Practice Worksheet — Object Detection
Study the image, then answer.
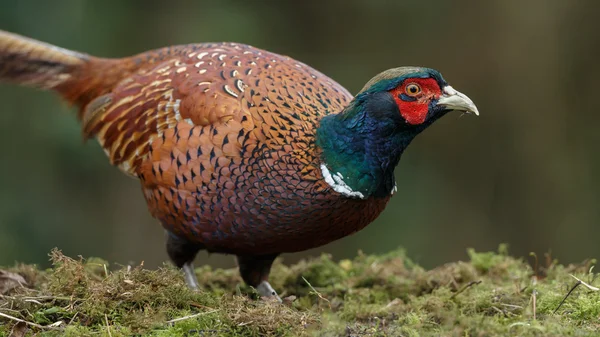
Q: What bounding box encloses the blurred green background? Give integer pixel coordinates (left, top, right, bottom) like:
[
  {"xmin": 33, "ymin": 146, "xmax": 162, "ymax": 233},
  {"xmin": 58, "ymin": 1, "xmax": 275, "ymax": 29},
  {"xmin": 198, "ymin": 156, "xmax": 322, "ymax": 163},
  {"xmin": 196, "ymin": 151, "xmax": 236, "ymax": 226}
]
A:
[{"xmin": 1, "ymin": 0, "xmax": 599, "ymax": 270}]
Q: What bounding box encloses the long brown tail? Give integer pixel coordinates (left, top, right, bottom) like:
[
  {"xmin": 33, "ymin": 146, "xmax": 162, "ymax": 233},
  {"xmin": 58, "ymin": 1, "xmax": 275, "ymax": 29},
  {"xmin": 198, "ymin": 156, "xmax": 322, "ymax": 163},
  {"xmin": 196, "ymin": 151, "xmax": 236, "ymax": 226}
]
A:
[
  {"xmin": 0, "ymin": 30, "xmax": 89, "ymax": 89},
  {"xmin": 0, "ymin": 30, "xmax": 132, "ymax": 113}
]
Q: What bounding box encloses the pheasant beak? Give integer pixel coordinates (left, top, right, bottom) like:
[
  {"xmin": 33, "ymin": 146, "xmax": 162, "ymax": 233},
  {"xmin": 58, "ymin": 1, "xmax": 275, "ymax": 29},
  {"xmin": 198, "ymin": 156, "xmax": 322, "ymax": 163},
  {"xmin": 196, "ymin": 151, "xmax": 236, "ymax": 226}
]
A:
[{"xmin": 437, "ymin": 86, "xmax": 479, "ymax": 116}]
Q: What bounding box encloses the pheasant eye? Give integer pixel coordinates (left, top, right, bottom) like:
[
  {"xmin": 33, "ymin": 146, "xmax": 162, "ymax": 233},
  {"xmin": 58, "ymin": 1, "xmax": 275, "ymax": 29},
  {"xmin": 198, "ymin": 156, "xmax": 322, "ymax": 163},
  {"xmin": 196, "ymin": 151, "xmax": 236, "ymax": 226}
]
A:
[{"xmin": 405, "ymin": 83, "xmax": 421, "ymax": 96}]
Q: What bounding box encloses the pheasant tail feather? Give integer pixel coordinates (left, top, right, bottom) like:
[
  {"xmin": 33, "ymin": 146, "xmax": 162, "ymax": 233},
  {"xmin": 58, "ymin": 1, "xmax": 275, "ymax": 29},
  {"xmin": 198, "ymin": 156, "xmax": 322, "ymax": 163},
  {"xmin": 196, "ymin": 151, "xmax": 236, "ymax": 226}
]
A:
[{"xmin": 0, "ymin": 30, "xmax": 130, "ymax": 115}]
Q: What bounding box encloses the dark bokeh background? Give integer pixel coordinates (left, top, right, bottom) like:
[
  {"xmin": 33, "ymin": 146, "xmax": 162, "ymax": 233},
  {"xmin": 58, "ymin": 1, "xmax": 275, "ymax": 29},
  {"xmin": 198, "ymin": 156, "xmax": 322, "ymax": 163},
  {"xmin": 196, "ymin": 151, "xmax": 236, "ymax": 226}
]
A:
[{"xmin": 1, "ymin": 0, "xmax": 599, "ymax": 270}]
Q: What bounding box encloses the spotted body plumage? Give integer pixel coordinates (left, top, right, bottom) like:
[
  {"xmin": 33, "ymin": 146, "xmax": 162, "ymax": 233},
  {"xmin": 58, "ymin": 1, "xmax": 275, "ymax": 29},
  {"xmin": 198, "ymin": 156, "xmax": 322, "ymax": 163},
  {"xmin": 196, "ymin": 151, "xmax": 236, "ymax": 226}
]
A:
[
  {"xmin": 0, "ymin": 30, "xmax": 479, "ymax": 299},
  {"xmin": 75, "ymin": 42, "xmax": 388, "ymax": 254}
]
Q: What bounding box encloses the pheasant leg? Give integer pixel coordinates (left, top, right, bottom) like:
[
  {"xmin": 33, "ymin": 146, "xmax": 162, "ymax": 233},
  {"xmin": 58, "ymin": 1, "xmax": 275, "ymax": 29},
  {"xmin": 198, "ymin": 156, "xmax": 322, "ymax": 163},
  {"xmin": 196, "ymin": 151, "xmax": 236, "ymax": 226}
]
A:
[
  {"xmin": 237, "ymin": 254, "xmax": 281, "ymax": 302},
  {"xmin": 165, "ymin": 231, "xmax": 204, "ymax": 289}
]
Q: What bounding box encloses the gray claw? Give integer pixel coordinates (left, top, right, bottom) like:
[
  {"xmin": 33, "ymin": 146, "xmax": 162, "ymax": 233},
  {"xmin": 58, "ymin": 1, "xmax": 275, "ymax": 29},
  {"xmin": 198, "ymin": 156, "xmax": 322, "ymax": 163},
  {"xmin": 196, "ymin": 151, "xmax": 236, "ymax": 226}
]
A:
[{"xmin": 256, "ymin": 280, "xmax": 282, "ymax": 302}]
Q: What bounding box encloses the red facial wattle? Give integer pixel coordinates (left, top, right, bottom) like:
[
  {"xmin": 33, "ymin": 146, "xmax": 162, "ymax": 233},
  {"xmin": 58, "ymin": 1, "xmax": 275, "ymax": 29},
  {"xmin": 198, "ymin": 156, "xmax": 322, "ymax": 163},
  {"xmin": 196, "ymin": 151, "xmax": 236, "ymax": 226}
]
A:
[{"xmin": 390, "ymin": 77, "xmax": 442, "ymax": 125}]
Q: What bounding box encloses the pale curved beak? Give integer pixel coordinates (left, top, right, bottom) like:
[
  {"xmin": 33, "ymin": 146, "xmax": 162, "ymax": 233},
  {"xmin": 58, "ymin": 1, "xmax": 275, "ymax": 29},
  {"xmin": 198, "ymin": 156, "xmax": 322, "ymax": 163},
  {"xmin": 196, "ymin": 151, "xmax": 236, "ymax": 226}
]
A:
[{"xmin": 437, "ymin": 86, "xmax": 479, "ymax": 116}]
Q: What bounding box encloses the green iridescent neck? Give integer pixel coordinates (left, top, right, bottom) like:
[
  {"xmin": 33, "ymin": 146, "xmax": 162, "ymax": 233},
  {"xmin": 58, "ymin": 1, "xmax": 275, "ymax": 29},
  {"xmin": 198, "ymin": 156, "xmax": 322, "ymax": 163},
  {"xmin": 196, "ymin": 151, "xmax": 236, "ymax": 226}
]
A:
[{"xmin": 315, "ymin": 94, "xmax": 422, "ymax": 199}]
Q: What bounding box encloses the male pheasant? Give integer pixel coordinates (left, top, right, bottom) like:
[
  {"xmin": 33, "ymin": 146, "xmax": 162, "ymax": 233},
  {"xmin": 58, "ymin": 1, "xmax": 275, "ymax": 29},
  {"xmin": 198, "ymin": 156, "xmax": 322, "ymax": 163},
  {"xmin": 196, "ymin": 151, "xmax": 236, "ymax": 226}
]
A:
[{"xmin": 0, "ymin": 30, "xmax": 478, "ymax": 300}]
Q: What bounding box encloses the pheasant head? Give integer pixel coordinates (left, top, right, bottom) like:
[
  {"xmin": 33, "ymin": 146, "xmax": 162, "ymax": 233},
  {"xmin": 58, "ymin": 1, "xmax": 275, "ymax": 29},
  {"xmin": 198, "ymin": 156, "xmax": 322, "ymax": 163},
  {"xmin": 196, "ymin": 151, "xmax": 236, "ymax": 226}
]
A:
[{"xmin": 316, "ymin": 67, "xmax": 479, "ymax": 199}]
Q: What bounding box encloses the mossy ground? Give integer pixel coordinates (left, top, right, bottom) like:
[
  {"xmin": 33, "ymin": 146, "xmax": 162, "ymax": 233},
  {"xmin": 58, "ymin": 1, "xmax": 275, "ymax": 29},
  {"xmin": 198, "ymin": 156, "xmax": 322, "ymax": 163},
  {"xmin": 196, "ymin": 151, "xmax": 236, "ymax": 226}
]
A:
[{"xmin": 0, "ymin": 246, "xmax": 598, "ymax": 336}]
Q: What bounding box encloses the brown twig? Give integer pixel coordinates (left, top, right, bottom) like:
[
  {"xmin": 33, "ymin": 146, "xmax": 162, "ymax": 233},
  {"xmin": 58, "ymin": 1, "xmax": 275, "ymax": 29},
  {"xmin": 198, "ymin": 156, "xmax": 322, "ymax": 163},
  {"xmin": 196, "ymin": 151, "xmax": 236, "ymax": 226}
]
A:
[
  {"xmin": 189, "ymin": 302, "xmax": 217, "ymax": 311},
  {"xmin": 532, "ymin": 290, "xmax": 537, "ymax": 320},
  {"xmin": 530, "ymin": 274, "xmax": 538, "ymax": 320},
  {"xmin": 554, "ymin": 280, "xmax": 581, "ymax": 314},
  {"xmin": 450, "ymin": 280, "xmax": 482, "ymax": 299},
  {"xmin": 554, "ymin": 274, "xmax": 599, "ymax": 314},
  {"xmin": 491, "ymin": 306, "xmax": 507, "ymax": 317}
]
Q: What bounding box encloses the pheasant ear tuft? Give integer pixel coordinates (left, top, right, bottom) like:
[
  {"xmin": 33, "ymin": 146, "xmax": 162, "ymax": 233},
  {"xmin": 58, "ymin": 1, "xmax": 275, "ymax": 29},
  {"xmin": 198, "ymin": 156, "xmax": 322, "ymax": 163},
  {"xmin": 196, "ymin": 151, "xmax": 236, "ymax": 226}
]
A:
[{"xmin": 358, "ymin": 67, "xmax": 447, "ymax": 95}]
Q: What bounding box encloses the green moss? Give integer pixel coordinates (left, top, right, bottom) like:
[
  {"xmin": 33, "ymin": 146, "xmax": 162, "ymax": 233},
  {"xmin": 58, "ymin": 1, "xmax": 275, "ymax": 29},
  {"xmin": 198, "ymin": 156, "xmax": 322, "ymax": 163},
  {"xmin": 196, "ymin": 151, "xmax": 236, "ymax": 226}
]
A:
[
  {"xmin": 0, "ymin": 246, "xmax": 599, "ymax": 336},
  {"xmin": 467, "ymin": 245, "xmax": 507, "ymax": 273}
]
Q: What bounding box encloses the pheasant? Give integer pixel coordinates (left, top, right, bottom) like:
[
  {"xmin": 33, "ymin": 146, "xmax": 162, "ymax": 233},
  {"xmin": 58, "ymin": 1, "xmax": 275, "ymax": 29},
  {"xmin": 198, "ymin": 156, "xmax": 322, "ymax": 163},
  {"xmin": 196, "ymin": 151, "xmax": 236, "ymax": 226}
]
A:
[{"xmin": 0, "ymin": 30, "xmax": 478, "ymax": 300}]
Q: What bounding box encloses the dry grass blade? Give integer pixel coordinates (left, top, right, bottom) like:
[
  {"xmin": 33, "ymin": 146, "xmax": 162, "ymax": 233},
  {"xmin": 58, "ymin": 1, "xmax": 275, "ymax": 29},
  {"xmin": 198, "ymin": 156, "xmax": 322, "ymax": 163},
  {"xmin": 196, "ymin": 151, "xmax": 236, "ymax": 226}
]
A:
[
  {"xmin": 105, "ymin": 314, "xmax": 112, "ymax": 337},
  {"xmin": 166, "ymin": 309, "xmax": 220, "ymax": 324},
  {"xmin": 302, "ymin": 276, "xmax": 330, "ymax": 306},
  {"xmin": 0, "ymin": 312, "xmax": 58, "ymax": 330},
  {"xmin": 569, "ymin": 274, "xmax": 599, "ymax": 291}
]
